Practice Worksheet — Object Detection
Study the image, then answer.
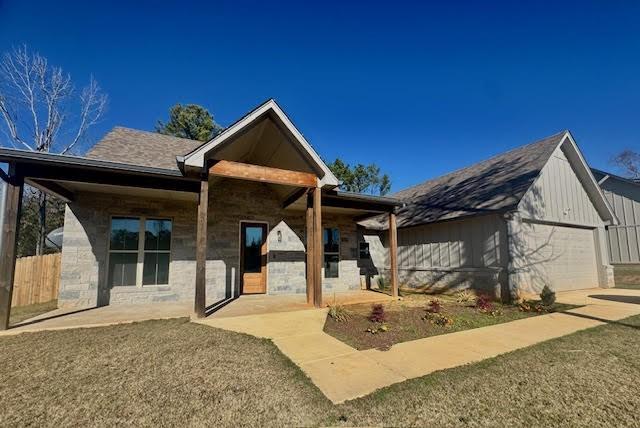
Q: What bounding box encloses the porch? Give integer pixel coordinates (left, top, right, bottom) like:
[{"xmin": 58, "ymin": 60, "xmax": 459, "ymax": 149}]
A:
[{"xmin": 0, "ymin": 289, "xmax": 392, "ymax": 336}]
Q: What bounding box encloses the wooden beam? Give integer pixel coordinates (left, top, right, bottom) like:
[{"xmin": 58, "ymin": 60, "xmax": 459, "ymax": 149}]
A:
[
  {"xmin": 209, "ymin": 160, "xmax": 317, "ymax": 188},
  {"xmin": 194, "ymin": 178, "xmax": 208, "ymax": 318},
  {"xmin": 0, "ymin": 166, "xmax": 23, "ymax": 330},
  {"xmin": 313, "ymin": 187, "xmax": 323, "ymax": 307},
  {"xmin": 388, "ymin": 212, "xmax": 399, "ymax": 298},
  {"xmin": 305, "ymin": 191, "xmax": 315, "ymax": 305}
]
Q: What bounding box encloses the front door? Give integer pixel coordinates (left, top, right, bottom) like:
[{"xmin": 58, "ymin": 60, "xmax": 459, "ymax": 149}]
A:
[{"xmin": 240, "ymin": 222, "xmax": 267, "ymax": 294}]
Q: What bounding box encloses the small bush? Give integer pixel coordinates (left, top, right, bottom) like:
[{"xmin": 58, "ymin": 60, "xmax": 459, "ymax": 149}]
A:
[
  {"xmin": 540, "ymin": 285, "xmax": 556, "ymax": 307},
  {"xmin": 377, "ymin": 276, "xmax": 387, "ymax": 289},
  {"xmin": 426, "ymin": 299, "xmax": 442, "ymax": 313},
  {"xmin": 475, "ymin": 294, "xmax": 494, "ymax": 313},
  {"xmin": 518, "ymin": 299, "xmax": 544, "ymax": 313},
  {"xmin": 328, "ymin": 305, "xmax": 350, "ymax": 322},
  {"xmin": 369, "ymin": 304, "xmax": 387, "ymax": 323},
  {"xmin": 455, "ymin": 289, "xmax": 475, "ymax": 304},
  {"xmin": 426, "ymin": 313, "xmax": 454, "ymax": 327},
  {"xmin": 366, "ymin": 324, "xmax": 389, "ymax": 334}
]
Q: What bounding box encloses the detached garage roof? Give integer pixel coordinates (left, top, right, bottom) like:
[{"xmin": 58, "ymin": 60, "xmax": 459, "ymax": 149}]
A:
[{"xmin": 362, "ymin": 130, "xmax": 615, "ymax": 229}]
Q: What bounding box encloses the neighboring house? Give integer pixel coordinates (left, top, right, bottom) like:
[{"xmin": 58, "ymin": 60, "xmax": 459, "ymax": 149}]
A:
[
  {"xmin": 360, "ymin": 131, "xmax": 617, "ymax": 299},
  {"xmin": 0, "ymin": 99, "xmax": 402, "ymax": 328},
  {"xmin": 591, "ymin": 168, "xmax": 640, "ymax": 285}
]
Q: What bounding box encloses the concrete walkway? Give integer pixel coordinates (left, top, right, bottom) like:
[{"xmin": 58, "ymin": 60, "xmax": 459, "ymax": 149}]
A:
[
  {"xmin": 195, "ymin": 288, "xmax": 640, "ymax": 403},
  {"xmin": 1, "ymin": 302, "xmax": 191, "ymax": 336}
]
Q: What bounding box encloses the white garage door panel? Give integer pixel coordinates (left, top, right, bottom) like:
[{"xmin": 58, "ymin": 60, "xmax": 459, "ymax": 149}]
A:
[{"xmin": 519, "ymin": 223, "xmax": 599, "ymax": 292}]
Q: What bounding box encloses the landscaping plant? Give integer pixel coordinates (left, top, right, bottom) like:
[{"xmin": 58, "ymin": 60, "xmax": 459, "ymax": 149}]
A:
[
  {"xmin": 426, "ymin": 313, "xmax": 454, "ymax": 327},
  {"xmin": 426, "ymin": 299, "xmax": 442, "ymax": 313},
  {"xmin": 454, "ymin": 289, "xmax": 475, "ymax": 304},
  {"xmin": 368, "ymin": 304, "xmax": 387, "ymax": 322},
  {"xmin": 475, "ymin": 294, "xmax": 494, "ymax": 313},
  {"xmin": 328, "ymin": 304, "xmax": 350, "ymax": 322},
  {"xmin": 540, "ymin": 285, "xmax": 556, "ymax": 307}
]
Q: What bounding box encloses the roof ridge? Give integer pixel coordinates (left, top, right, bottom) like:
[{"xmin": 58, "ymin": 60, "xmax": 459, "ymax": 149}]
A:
[{"xmin": 393, "ymin": 130, "xmax": 569, "ymax": 198}]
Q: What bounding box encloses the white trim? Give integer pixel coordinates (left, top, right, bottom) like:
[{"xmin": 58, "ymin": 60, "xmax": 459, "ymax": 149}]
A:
[{"xmin": 183, "ymin": 100, "xmax": 339, "ymax": 187}]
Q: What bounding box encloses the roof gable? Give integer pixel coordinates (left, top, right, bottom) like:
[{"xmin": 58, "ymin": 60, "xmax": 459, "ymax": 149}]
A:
[{"xmin": 182, "ymin": 99, "xmax": 339, "ymax": 187}]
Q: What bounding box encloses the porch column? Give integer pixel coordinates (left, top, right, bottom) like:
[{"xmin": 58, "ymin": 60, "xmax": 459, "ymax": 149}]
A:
[
  {"xmin": 388, "ymin": 211, "xmax": 399, "ymax": 298},
  {"xmin": 313, "ymin": 187, "xmax": 323, "ymax": 308},
  {"xmin": 0, "ymin": 165, "xmax": 23, "ymax": 330},
  {"xmin": 305, "ymin": 191, "xmax": 315, "ymax": 305},
  {"xmin": 194, "ymin": 178, "xmax": 208, "ymax": 318}
]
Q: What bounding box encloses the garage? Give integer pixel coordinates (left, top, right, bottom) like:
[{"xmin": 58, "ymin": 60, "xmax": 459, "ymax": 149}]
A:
[{"xmin": 515, "ymin": 222, "xmax": 600, "ymax": 292}]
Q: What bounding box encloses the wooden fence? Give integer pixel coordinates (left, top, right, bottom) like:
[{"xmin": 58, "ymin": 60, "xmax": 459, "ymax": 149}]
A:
[{"xmin": 11, "ymin": 253, "xmax": 61, "ymax": 307}]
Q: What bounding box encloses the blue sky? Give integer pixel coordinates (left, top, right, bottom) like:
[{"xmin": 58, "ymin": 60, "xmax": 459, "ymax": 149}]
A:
[{"xmin": 1, "ymin": 0, "xmax": 639, "ymax": 191}]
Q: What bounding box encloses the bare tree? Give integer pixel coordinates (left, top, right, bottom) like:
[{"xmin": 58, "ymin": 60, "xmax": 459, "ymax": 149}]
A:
[
  {"xmin": 611, "ymin": 149, "xmax": 640, "ymax": 180},
  {"xmin": 0, "ymin": 45, "xmax": 108, "ymax": 254}
]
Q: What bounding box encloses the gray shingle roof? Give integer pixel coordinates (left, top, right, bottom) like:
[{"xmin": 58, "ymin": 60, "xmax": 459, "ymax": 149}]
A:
[
  {"xmin": 85, "ymin": 127, "xmax": 202, "ymax": 170},
  {"xmin": 361, "ymin": 130, "xmax": 568, "ymax": 229}
]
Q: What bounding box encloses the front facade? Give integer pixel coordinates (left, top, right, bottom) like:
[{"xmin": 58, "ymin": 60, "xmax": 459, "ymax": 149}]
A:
[
  {"xmin": 0, "ymin": 100, "xmax": 401, "ymax": 327},
  {"xmin": 0, "ymin": 101, "xmax": 626, "ymax": 328}
]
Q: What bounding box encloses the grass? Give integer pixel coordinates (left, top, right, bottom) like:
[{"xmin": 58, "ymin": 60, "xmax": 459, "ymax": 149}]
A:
[
  {"xmin": 1, "ymin": 315, "xmax": 640, "ymax": 427},
  {"xmin": 9, "ymin": 299, "xmax": 58, "ymax": 325},
  {"xmin": 324, "ymin": 293, "xmax": 576, "ymax": 350}
]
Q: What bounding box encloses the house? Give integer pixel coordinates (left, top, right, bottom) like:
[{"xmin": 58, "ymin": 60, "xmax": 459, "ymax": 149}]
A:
[
  {"xmin": 591, "ymin": 168, "xmax": 640, "ymax": 286},
  {"xmin": 0, "ymin": 99, "xmax": 403, "ymax": 329},
  {"xmin": 0, "ymin": 100, "xmax": 622, "ymax": 329},
  {"xmin": 360, "ymin": 131, "xmax": 618, "ymax": 299}
]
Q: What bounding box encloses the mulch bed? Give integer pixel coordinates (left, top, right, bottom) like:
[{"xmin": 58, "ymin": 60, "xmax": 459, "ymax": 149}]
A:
[{"xmin": 324, "ymin": 295, "xmax": 577, "ymax": 350}]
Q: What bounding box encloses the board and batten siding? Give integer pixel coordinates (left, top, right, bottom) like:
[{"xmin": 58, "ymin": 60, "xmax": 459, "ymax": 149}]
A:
[
  {"xmin": 368, "ymin": 215, "xmax": 509, "ymax": 298},
  {"xmin": 600, "ymin": 178, "xmax": 640, "ymax": 264},
  {"xmin": 396, "ymin": 215, "xmax": 506, "ymax": 270},
  {"xmin": 519, "ymin": 145, "xmax": 601, "ymax": 225}
]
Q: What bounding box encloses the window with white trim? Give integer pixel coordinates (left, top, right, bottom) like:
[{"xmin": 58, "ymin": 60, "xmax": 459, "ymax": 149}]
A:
[
  {"xmin": 323, "ymin": 227, "xmax": 340, "ymax": 278},
  {"xmin": 108, "ymin": 217, "xmax": 172, "ymax": 287}
]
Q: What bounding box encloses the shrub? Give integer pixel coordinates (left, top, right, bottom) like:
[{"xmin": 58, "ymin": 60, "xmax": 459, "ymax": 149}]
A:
[
  {"xmin": 377, "ymin": 276, "xmax": 387, "ymax": 289},
  {"xmin": 540, "ymin": 285, "xmax": 556, "ymax": 307},
  {"xmin": 366, "ymin": 324, "xmax": 389, "ymax": 334},
  {"xmin": 455, "ymin": 289, "xmax": 475, "ymax": 304},
  {"xmin": 427, "ymin": 313, "xmax": 454, "ymax": 327},
  {"xmin": 369, "ymin": 304, "xmax": 387, "ymax": 322},
  {"xmin": 475, "ymin": 294, "xmax": 494, "ymax": 313},
  {"xmin": 328, "ymin": 305, "xmax": 350, "ymax": 322},
  {"xmin": 426, "ymin": 299, "xmax": 442, "ymax": 313}
]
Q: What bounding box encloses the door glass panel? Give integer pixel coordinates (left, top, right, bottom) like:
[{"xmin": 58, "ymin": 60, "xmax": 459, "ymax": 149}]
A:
[{"xmin": 243, "ymin": 226, "xmax": 263, "ymax": 273}]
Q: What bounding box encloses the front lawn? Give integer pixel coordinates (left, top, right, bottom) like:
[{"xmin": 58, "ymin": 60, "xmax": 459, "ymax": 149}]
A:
[
  {"xmin": 324, "ymin": 293, "xmax": 576, "ymax": 350},
  {"xmin": 2, "ymin": 315, "xmax": 639, "ymax": 427},
  {"xmin": 9, "ymin": 299, "xmax": 58, "ymax": 325}
]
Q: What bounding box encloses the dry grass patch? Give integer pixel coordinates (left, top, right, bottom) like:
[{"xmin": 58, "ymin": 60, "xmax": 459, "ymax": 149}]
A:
[
  {"xmin": 9, "ymin": 299, "xmax": 58, "ymax": 325},
  {"xmin": 2, "ymin": 313, "xmax": 640, "ymax": 427}
]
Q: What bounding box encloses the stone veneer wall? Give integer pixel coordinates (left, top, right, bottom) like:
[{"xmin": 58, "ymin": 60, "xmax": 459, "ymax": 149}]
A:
[{"xmin": 58, "ymin": 179, "xmax": 362, "ymax": 308}]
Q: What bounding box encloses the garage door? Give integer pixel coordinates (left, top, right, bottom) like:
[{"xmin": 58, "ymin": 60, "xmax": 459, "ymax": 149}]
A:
[{"xmin": 516, "ymin": 223, "xmax": 600, "ymax": 292}]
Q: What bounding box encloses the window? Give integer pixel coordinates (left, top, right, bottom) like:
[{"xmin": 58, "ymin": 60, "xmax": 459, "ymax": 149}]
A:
[
  {"xmin": 108, "ymin": 217, "xmax": 172, "ymax": 287},
  {"xmin": 323, "ymin": 228, "xmax": 340, "ymax": 278},
  {"xmin": 143, "ymin": 219, "xmax": 172, "ymax": 285}
]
